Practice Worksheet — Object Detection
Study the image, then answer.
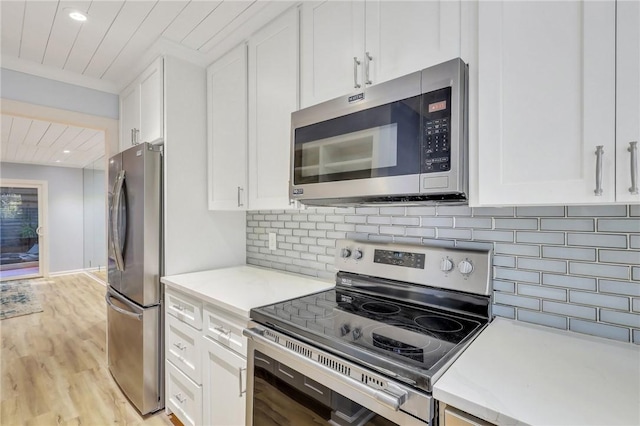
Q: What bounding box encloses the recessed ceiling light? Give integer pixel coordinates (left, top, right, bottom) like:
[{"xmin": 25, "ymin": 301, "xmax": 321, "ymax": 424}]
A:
[
  {"xmin": 68, "ymin": 10, "xmax": 87, "ymax": 22},
  {"xmin": 55, "ymin": 160, "xmax": 62, "ymax": 163},
  {"xmin": 63, "ymin": 150, "xmax": 71, "ymax": 154}
]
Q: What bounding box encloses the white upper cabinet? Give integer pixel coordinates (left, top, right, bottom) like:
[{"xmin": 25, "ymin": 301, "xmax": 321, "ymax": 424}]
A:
[
  {"xmin": 248, "ymin": 7, "xmax": 299, "ymax": 210},
  {"xmin": 300, "ymin": 0, "xmax": 460, "ymax": 108},
  {"xmin": 119, "ymin": 57, "xmax": 164, "ymax": 152},
  {"xmin": 476, "ymin": 1, "xmax": 617, "ymax": 205},
  {"xmin": 207, "ymin": 44, "xmax": 248, "ymax": 210},
  {"xmin": 616, "ymin": 1, "xmax": 640, "ymax": 204}
]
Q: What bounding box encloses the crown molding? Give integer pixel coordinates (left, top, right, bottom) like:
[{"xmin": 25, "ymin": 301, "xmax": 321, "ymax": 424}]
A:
[{"xmin": 0, "ymin": 55, "xmax": 119, "ymax": 94}]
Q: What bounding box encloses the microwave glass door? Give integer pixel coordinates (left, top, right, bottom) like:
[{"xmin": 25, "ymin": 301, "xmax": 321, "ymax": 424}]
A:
[{"xmin": 294, "ymin": 96, "xmax": 422, "ymax": 185}]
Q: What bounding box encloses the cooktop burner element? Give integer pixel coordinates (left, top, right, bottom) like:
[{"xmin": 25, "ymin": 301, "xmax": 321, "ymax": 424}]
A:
[{"xmin": 250, "ymin": 239, "xmax": 492, "ymax": 392}]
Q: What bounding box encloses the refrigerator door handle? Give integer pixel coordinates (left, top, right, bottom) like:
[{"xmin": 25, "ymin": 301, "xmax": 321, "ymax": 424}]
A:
[
  {"xmin": 105, "ymin": 292, "xmax": 143, "ymax": 321},
  {"xmin": 112, "ymin": 170, "xmax": 127, "ymax": 271}
]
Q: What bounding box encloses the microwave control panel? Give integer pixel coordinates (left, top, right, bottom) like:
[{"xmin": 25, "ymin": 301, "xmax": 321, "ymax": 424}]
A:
[{"xmin": 422, "ymin": 87, "xmax": 452, "ymax": 173}]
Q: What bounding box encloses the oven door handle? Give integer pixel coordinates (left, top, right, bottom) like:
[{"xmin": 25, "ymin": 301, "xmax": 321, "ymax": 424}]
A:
[{"xmin": 244, "ymin": 327, "xmax": 408, "ymax": 412}]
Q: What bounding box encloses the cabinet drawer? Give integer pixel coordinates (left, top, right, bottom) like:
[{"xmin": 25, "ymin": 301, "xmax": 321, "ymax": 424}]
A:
[
  {"xmin": 166, "ymin": 315, "xmax": 202, "ymax": 384},
  {"xmin": 166, "ymin": 361, "xmax": 202, "ymax": 426},
  {"xmin": 275, "ymin": 362, "xmax": 332, "ymax": 406},
  {"xmin": 203, "ymin": 306, "xmax": 247, "ymax": 356},
  {"xmin": 166, "ymin": 289, "xmax": 202, "ymax": 330}
]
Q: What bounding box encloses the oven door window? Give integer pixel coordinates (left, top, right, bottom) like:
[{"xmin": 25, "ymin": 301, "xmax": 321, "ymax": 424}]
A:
[
  {"xmin": 253, "ymin": 351, "xmax": 398, "ymax": 426},
  {"xmin": 293, "ymin": 96, "xmax": 422, "ymax": 185}
]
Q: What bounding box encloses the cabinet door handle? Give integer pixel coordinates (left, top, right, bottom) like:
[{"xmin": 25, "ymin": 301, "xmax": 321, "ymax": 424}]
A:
[
  {"xmin": 175, "ymin": 393, "xmax": 186, "ymax": 404},
  {"xmin": 134, "ymin": 128, "xmax": 140, "ymax": 145},
  {"xmin": 353, "ymin": 57, "xmax": 361, "ymax": 89},
  {"xmin": 594, "ymin": 145, "xmax": 604, "ymax": 196},
  {"xmin": 628, "ymin": 141, "xmax": 638, "ymax": 195},
  {"xmin": 237, "ymin": 186, "xmax": 243, "ymax": 207},
  {"xmin": 214, "ymin": 325, "xmax": 230, "ymax": 335},
  {"xmin": 238, "ymin": 367, "xmax": 246, "ymax": 397},
  {"xmin": 130, "ymin": 129, "xmax": 135, "ymax": 145},
  {"xmin": 365, "ymin": 52, "xmax": 373, "ymax": 85}
]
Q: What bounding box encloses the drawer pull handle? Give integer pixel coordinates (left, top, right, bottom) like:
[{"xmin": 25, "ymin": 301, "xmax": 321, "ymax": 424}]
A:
[
  {"xmin": 173, "ymin": 342, "xmax": 186, "ymax": 351},
  {"xmin": 175, "ymin": 393, "xmax": 186, "ymax": 404},
  {"xmin": 172, "ymin": 304, "xmax": 184, "ymax": 312},
  {"xmin": 214, "ymin": 325, "xmax": 230, "ymax": 335},
  {"xmin": 238, "ymin": 367, "xmax": 247, "ymax": 396}
]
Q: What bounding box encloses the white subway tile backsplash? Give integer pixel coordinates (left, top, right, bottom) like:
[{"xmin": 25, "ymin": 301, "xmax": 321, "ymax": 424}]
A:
[
  {"xmin": 567, "ymin": 205, "xmax": 628, "ymax": 217},
  {"xmin": 517, "ymin": 258, "xmax": 567, "ymax": 274},
  {"xmin": 517, "ymin": 231, "xmax": 565, "ymax": 245},
  {"xmin": 246, "ymin": 205, "xmax": 639, "ymax": 343},
  {"xmin": 543, "ymin": 301, "xmax": 596, "ymax": 320},
  {"xmin": 542, "ymin": 274, "xmax": 596, "ymax": 291},
  {"xmin": 567, "ymin": 233, "xmax": 627, "ymax": 249},
  {"xmin": 518, "ymin": 283, "xmax": 566, "ymax": 301},
  {"xmin": 495, "ymin": 218, "xmax": 538, "ymax": 230},
  {"xmin": 517, "ymin": 309, "xmax": 567, "ymax": 329},
  {"xmin": 599, "ymin": 310, "xmax": 640, "ymax": 328},
  {"xmin": 494, "ymin": 293, "xmax": 540, "ymax": 310},
  {"xmin": 569, "ymin": 319, "xmax": 630, "ymax": 342},
  {"xmin": 569, "ymin": 291, "xmax": 629, "ymax": 311},
  {"xmin": 597, "ymin": 219, "xmax": 640, "ymax": 233},
  {"xmin": 542, "ymin": 246, "xmax": 596, "ymax": 261},
  {"xmin": 541, "ymin": 219, "xmax": 595, "ymax": 232},
  {"xmin": 516, "ymin": 206, "xmax": 565, "ymax": 217},
  {"xmin": 569, "ymin": 262, "xmax": 629, "ymax": 280},
  {"xmin": 598, "ymin": 250, "xmax": 640, "ymax": 265}
]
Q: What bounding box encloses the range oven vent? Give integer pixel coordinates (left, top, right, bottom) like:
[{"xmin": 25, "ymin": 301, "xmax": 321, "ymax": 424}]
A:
[
  {"xmin": 318, "ymin": 354, "xmax": 351, "ymax": 376},
  {"xmin": 285, "ymin": 340, "xmax": 312, "ymax": 358},
  {"xmin": 361, "ymin": 374, "xmax": 384, "ymax": 389},
  {"xmin": 264, "ymin": 329, "xmax": 280, "ymax": 343}
]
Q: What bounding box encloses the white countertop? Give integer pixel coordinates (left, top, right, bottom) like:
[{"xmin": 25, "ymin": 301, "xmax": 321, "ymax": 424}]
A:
[
  {"xmin": 433, "ymin": 317, "xmax": 640, "ymax": 426},
  {"xmin": 161, "ymin": 265, "xmax": 334, "ymax": 318}
]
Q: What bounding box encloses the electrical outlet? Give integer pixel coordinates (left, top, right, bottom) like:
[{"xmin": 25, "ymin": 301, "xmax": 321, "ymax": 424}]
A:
[{"xmin": 268, "ymin": 232, "xmax": 277, "ymax": 250}]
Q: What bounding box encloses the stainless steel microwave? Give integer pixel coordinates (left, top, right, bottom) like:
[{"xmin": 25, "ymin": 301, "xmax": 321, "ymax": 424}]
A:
[{"xmin": 290, "ymin": 58, "xmax": 468, "ymax": 206}]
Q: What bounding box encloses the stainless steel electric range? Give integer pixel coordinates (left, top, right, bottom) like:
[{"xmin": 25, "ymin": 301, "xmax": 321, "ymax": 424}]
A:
[{"xmin": 244, "ymin": 239, "xmax": 492, "ymax": 426}]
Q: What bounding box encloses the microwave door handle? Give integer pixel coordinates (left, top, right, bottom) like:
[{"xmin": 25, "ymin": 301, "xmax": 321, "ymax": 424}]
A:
[{"xmin": 112, "ymin": 170, "xmax": 126, "ymax": 271}]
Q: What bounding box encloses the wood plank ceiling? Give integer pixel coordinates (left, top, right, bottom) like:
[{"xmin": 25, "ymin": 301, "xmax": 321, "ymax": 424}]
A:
[{"xmin": 0, "ymin": 0, "xmax": 277, "ymax": 168}]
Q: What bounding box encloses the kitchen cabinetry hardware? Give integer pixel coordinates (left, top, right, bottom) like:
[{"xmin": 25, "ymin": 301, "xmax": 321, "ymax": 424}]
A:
[
  {"xmin": 594, "ymin": 145, "xmax": 604, "ymax": 196},
  {"xmin": 214, "ymin": 325, "xmax": 230, "ymax": 335},
  {"xmin": 172, "ymin": 304, "xmax": 184, "ymax": 311},
  {"xmin": 238, "ymin": 367, "xmax": 246, "ymax": 396},
  {"xmin": 353, "ymin": 57, "xmax": 362, "ymax": 88},
  {"xmin": 628, "ymin": 141, "xmax": 638, "ymax": 194},
  {"xmin": 237, "ymin": 187, "xmax": 243, "ymax": 207},
  {"xmin": 173, "ymin": 342, "xmax": 186, "ymax": 351},
  {"xmin": 365, "ymin": 52, "xmax": 373, "ymax": 85},
  {"xmin": 175, "ymin": 393, "xmax": 186, "ymax": 404}
]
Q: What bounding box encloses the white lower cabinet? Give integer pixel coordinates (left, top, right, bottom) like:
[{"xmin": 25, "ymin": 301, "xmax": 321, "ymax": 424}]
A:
[
  {"xmin": 164, "ymin": 286, "xmax": 249, "ymax": 426},
  {"xmin": 203, "ymin": 337, "xmax": 247, "ymax": 426},
  {"xmin": 166, "ymin": 361, "xmax": 202, "ymax": 426}
]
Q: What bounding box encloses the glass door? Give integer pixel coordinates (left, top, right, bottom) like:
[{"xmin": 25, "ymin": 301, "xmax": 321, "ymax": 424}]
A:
[{"xmin": 0, "ymin": 180, "xmax": 47, "ymax": 281}]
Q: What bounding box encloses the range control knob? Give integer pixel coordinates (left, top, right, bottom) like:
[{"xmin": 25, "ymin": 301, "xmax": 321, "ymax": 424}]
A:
[
  {"xmin": 440, "ymin": 258, "xmax": 454, "ymax": 272},
  {"xmin": 458, "ymin": 260, "xmax": 474, "ymax": 275},
  {"xmin": 352, "ymin": 328, "xmax": 362, "ymax": 340},
  {"xmin": 339, "ymin": 324, "xmax": 351, "ymax": 337},
  {"xmin": 341, "ymin": 248, "xmax": 352, "ymax": 258},
  {"xmin": 353, "ymin": 249, "xmax": 363, "ymax": 260}
]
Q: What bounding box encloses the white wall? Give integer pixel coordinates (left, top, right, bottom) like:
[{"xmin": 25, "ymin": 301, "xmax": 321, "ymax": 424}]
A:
[
  {"xmin": 0, "ymin": 68, "xmax": 118, "ymax": 119},
  {"xmin": 1, "ymin": 162, "xmax": 84, "ymax": 273},
  {"xmin": 163, "ymin": 56, "xmax": 246, "ymax": 276},
  {"xmin": 83, "ymin": 166, "xmax": 106, "ymax": 269}
]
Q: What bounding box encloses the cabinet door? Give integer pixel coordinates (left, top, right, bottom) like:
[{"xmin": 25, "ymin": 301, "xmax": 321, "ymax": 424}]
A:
[
  {"xmin": 139, "ymin": 57, "xmax": 164, "ymax": 144},
  {"xmin": 477, "ymin": 1, "xmax": 616, "ymax": 205},
  {"xmin": 248, "ymin": 7, "xmax": 299, "ymax": 210},
  {"xmin": 203, "ymin": 338, "xmax": 246, "ymax": 426},
  {"xmin": 300, "ymin": 1, "xmax": 365, "ymax": 107},
  {"xmin": 365, "ymin": 0, "xmax": 460, "ymax": 86},
  {"xmin": 119, "ymin": 83, "xmax": 139, "ymax": 152},
  {"xmin": 616, "ymin": 0, "xmax": 640, "ymax": 203},
  {"xmin": 207, "ymin": 44, "xmax": 248, "ymax": 210}
]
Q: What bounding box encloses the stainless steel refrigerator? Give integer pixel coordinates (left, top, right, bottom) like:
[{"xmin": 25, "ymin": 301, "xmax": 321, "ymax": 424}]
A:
[{"xmin": 106, "ymin": 142, "xmax": 163, "ymax": 414}]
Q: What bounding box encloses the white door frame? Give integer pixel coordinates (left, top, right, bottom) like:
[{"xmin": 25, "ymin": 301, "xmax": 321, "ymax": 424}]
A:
[{"xmin": 0, "ymin": 178, "xmax": 49, "ymax": 280}]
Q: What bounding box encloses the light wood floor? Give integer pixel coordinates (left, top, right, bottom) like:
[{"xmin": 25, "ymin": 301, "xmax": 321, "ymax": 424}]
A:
[{"xmin": 0, "ymin": 273, "xmax": 173, "ymax": 426}]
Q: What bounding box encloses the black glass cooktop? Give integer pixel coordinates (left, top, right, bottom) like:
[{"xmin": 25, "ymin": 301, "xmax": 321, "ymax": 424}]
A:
[{"xmin": 251, "ymin": 288, "xmax": 485, "ymax": 376}]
